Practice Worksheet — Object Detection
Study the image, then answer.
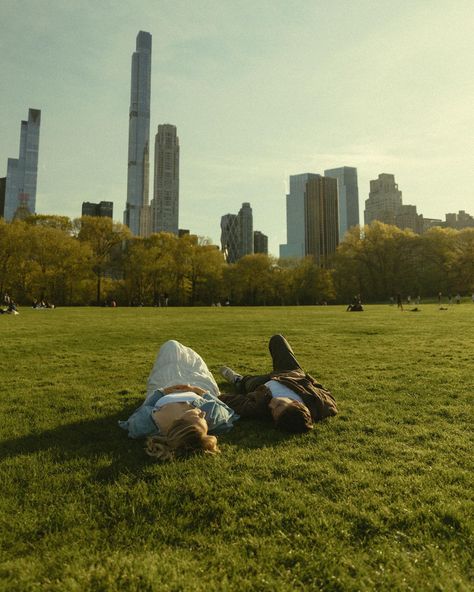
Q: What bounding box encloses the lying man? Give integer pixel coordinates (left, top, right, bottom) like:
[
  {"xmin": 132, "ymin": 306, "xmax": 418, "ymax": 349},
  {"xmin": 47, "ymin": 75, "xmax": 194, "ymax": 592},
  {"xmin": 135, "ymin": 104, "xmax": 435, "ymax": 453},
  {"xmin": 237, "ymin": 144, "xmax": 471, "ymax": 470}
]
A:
[{"xmin": 219, "ymin": 334, "xmax": 337, "ymax": 433}]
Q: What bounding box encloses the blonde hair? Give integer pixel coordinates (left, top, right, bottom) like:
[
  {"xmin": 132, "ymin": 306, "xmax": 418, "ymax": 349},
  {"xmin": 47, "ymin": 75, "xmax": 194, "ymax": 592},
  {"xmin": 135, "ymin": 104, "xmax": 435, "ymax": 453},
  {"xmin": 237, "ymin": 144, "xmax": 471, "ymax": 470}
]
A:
[{"xmin": 145, "ymin": 417, "xmax": 219, "ymax": 462}]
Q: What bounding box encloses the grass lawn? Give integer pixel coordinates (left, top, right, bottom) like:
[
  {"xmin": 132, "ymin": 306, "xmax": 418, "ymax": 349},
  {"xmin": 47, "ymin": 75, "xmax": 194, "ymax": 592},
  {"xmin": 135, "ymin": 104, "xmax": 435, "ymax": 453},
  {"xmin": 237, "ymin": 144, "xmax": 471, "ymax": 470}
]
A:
[{"xmin": 0, "ymin": 304, "xmax": 472, "ymax": 591}]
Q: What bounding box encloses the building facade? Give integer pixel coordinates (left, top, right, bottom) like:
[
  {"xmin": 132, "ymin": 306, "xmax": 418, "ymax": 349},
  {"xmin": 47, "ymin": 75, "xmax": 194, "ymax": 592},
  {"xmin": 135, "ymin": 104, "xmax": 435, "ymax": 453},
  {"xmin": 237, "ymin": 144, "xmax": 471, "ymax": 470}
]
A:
[
  {"xmin": 220, "ymin": 214, "xmax": 240, "ymax": 263},
  {"xmin": 220, "ymin": 203, "xmax": 255, "ymax": 263},
  {"xmin": 82, "ymin": 201, "xmax": 113, "ymax": 218},
  {"xmin": 151, "ymin": 124, "xmax": 179, "ymax": 234},
  {"xmin": 395, "ymin": 204, "xmax": 424, "ymax": 234},
  {"xmin": 123, "ymin": 31, "xmax": 152, "ymax": 237},
  {"xmin": 280, "ymin": 173, "xmax": 339, "ymax": 264},
  {"xmin": 4, "ymin": 109, "xmax": 41, "ymax": 221},
  {"xmin": 324, "ymin": 166, "xmax": 359, "ymax": 240},
  {"xmin": 364, "ymin": 173, "xmax": 403, "ymax": 226},
  {"xmin": 0, "ymin": 177, "xmax": 5, "ymax": 218},
  {"xmin": 238, "ymin": 202, "xmax": 253, "ymax": 258},
  {"xmin": 444, "ymin": 210, "xmax": 474, "ymax": 229},
  {"xmin": 253, "ymin": 230, "xmax": 268, "ymax": 255},
  {"xmin": 280, "ymin": 173, "xmax": 320, "ymax": 258},
  {"xmin": 305, "ymin": 176, "xmax": 339, "ymax": 267}
]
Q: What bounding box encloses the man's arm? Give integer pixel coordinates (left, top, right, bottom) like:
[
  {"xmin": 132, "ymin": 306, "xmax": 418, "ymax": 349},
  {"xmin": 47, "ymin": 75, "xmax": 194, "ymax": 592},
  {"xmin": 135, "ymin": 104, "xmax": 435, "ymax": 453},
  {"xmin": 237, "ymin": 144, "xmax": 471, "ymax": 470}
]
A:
[{"xmin": 220, "ymin": 389, "xmax": 272, "ymax": 419}]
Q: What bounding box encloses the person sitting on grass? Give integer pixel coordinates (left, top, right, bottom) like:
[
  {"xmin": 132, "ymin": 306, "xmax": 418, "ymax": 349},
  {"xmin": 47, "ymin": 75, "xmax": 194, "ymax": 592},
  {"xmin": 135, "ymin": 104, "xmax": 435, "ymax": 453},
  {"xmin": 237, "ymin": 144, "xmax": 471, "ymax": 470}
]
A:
[
  {"xmin": 219, "ymin": 334, "xmax": 337, "ymax": 433},
  {"xmin": 119, "ymin": 340, "xmax": 239, "ymax": 461}
]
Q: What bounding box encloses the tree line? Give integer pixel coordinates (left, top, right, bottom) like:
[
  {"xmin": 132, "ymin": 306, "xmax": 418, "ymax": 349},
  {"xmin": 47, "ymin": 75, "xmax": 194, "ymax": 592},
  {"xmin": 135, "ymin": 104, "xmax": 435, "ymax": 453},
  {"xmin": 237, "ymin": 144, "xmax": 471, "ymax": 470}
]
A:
[{"xmin": 1, "ymin": 215, "xmax": 473, "ymax": 306}]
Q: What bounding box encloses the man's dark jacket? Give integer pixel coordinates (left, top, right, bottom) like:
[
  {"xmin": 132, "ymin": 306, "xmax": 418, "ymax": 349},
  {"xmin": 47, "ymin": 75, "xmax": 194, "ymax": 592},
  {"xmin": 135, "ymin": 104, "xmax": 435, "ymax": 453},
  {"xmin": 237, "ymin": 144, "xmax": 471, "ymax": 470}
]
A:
[{"xmin": 220, "ymin": 370, "xmax": 337, "ymax": 421}]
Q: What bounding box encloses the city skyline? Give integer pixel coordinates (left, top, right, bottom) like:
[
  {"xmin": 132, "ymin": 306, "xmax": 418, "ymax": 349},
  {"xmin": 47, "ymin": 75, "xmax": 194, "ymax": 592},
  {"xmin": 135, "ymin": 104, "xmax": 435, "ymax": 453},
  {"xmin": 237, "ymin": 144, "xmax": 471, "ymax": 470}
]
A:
[{"xmin": 1, "ymin": 1, "xmax": 473, "ymax": 255}]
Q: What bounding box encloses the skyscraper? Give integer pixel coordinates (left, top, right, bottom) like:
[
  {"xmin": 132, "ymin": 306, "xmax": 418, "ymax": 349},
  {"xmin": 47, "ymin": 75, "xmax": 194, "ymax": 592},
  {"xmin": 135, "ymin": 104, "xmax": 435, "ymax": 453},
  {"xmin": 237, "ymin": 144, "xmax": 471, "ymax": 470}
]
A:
[
  {"xmin": 238, "ymin": 202, "xmax": 253, "ymax": 258},
  {"xmin": 280, "ymin": 173, "xmax": 339, "ymax": 265},
  {"xmin": 364, "ymin": 173, "xmax": 402, "ymax": 226},
  {"xmin": 151, "ymin": 124, "xmax": 179, "ymax": 234},
  {"xmin": 305, "ymin": 176, "xmax": 339, "ymax": 267},
  {"xmin": 4, "ymin": 109, "xmax": 41, "ymax": 221},
  {"xmin": 253, "ymin": 230, "xmax": 268, "ymax": 255},
  {"xmin": 0, "ymin": 177, "xmax": 6, "ymax": 218},
  {"xmin": 324, "ymin": 166, "xmax": 359, "ymax": 239},
  {"xmin": 280, "ymin": 173, "xmax": 319, "ymax": 258},
  {"xmin": 220, "ymin": 214, "xmax": 240, "ymax": 263},
  {"xmin": 124, "ymin": 31, "xmax": 152, "ymax": 237},
  {"xmin": 220, "ymin": 203, "xmax": 254, "ymax": 262}
]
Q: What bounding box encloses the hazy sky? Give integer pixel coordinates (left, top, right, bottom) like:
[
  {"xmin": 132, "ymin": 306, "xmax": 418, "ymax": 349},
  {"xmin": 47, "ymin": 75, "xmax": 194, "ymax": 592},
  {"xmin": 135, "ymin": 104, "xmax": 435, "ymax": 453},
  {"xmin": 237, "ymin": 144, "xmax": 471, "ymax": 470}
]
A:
[{"xmin": 1, "ymin": 0, "xmax": 473, "ymax": 255}]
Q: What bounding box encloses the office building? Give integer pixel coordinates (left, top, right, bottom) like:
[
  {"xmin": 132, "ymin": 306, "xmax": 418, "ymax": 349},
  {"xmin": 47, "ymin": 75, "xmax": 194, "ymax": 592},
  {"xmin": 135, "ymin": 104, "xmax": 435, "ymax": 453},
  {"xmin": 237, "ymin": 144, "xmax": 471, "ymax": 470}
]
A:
[
  {"xmin": 304, "ymin": 176, "xmax": 339, "ymax": 266},
  {"xmin": 364, "ymin": 174, "xmax": 403, "ymax": 226},
  {"xmin": 395, "ymin": 204, "xmax": 423, "ymax": 234},
  {"xmin": 324, "ymin": 166, "xmax": 359, "ymax": 239},
  {"xmin": 280, "ymin": 173, "xmax": 338, "ymax": 264},
  {"xmin": 123, "ymin": 31, "xmax": 152, "ymax": 237},
  {"xmin": 82, "ymin": 201, "xmax": 113, "ymax": 218},
  {"xmin": 444, "ymin": 210, "xmax": 474, "ymax": 229},
  {"xmin": 280, "ymin": 173, "xmax": 319, "ymax": 258},
  {"xmin": 238, "ymin": 202, "xmax": 253, "ymax": 257},
  {"xmin": 151, "ymin": 124, "xmax": 179, "ymax": 234},
  {"xmin": 4, "ymin": 109, "xmax": 41, "ymax": 221},
  {"xmin": 220, "ymin": 214, "xmax": 240, "ymax": 263},
  {"xmin": 253, "ymin": 230, "xmax": 268, "ymax": 255},
  {"xmin": 0, "ymin": 177, "xmax": 5, "ymax": 218},
  {"xmin": 220, "ymin": 203, "xmax": 255, "ymax": 262}
]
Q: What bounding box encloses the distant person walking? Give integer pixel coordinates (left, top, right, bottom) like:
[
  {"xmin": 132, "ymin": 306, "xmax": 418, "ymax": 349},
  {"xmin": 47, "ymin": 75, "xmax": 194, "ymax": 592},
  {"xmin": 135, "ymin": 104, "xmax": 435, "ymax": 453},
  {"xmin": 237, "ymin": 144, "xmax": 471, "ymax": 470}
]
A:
[{"xmin": 396, "ymin": 293, "xmax": 403, "ymax": 311}]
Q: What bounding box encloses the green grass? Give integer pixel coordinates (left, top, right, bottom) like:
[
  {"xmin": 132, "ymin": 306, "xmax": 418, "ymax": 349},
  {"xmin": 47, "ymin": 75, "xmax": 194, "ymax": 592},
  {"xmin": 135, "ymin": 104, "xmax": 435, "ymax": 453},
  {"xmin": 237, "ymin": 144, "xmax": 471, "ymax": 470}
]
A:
[{"xmin": 0, "ymin": 305, "xmax": 473, "ymax": 591}]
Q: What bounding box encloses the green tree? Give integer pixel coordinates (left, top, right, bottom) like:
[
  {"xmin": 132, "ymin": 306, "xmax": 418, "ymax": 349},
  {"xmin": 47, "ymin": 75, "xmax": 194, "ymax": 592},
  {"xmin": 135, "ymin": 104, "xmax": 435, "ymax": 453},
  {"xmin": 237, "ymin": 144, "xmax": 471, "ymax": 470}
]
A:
[
  {"xmin": 334, "ymin": 222, "xmax": 418, "ymax": 301},
  {"xmin": 452, "ymin": 228, "xmax": 474, "ymax": 293},
  {"xmin": 0, "ymin": 219, "xmax": 32, "ymax": 301},
  {"xmin": 75, "ymin": 216, "xmax": 131, "ymax": 305},
  {"xmin": 418, "ymin": 227, "xmax": 459, "ymax": 296}
]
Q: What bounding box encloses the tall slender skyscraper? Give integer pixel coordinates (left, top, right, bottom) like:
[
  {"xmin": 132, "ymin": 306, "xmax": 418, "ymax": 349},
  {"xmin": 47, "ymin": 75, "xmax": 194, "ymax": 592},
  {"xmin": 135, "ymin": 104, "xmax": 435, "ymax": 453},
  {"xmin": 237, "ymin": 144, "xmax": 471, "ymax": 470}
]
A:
[
  {"xmin": 151, "ymin": 124, "xmax": 179, "ymax": 234},
  {"xmin": 324, "ymin": 166, "xmax": 359, "ymax": 239},
  {"xmin": 124, "ymin": 31, "xmax": 152, "ymax": 237},
  {"xmin": 4, "ymin": 109, "xmax": 41, "ymax": 221}
]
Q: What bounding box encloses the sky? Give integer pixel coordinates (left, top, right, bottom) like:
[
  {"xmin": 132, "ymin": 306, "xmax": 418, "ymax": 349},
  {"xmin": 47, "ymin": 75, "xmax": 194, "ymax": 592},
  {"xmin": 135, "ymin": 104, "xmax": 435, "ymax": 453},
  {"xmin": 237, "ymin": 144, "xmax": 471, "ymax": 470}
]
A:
[{"xmin": 1, "ymin": 0, "xmax": 473, "ymax": 255}]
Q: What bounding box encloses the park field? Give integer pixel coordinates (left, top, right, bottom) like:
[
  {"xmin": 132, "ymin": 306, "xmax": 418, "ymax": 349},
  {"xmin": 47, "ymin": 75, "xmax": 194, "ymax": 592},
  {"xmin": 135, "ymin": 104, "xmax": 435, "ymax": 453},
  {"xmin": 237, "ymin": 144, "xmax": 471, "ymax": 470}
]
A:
[{"xmin": 0, "ymin": 305, "xmax": 472, "ymax": 591}]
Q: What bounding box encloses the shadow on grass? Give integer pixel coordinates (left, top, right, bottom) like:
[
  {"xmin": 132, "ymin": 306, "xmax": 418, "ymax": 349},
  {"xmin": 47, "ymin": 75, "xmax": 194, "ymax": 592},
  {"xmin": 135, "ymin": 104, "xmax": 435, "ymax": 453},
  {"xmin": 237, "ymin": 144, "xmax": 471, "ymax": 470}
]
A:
[{"xmin": 0, "ymin": 408, "xmax": 295, "ymax": 481}]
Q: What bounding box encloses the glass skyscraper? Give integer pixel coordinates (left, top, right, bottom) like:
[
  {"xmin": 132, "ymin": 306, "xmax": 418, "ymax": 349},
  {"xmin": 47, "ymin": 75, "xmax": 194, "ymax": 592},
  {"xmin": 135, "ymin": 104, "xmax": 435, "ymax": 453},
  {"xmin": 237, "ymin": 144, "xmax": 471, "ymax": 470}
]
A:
[
  {"xmin": 124, "ymin": 31, "xmax": 152, "ymax": 236},
  {"xmin": 280, "ymin": 173, "xmax": 319, "ymax": 258},
  {"xmin": 324, "ymin": 166, "xmax": 359, "ymax": 240},
  {"xmin": 4, "ymin": 109, "xmax": 41, "ymax": 221}
]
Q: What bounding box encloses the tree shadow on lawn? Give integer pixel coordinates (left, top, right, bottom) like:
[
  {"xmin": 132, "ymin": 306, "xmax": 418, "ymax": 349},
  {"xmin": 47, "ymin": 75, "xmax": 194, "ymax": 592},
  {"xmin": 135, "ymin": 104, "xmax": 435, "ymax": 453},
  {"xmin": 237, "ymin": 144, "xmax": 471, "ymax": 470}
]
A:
[{"xmin": 0, "ymin": 408, "xmax": 295, "ymax": 481}]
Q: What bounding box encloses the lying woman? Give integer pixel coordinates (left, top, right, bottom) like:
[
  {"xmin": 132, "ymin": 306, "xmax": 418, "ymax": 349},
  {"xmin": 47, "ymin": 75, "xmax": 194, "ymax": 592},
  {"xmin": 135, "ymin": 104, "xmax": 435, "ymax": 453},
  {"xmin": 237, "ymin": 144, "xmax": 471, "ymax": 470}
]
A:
[{"xmin": 119, "ymin": 340, "xmax": 238, "ymax": 461}]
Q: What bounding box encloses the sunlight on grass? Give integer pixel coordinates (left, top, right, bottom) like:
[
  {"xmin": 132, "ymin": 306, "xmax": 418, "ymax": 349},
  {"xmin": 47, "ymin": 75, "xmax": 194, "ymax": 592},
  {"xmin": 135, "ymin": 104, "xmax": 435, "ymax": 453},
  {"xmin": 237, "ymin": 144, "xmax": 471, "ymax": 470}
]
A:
[{"xmin": 0, "ymin": 305, "xmax": 473, "ymax": 591}]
